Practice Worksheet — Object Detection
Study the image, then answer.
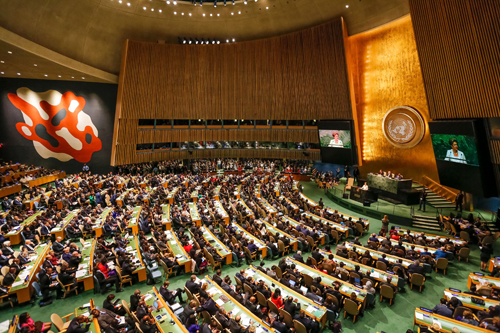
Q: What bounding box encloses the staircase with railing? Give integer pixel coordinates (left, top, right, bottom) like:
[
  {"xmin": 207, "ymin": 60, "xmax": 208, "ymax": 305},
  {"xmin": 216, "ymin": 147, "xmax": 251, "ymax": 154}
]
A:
[{"xmin": 416, "ymin": 176, "xmax": 457, "ymax": 209}]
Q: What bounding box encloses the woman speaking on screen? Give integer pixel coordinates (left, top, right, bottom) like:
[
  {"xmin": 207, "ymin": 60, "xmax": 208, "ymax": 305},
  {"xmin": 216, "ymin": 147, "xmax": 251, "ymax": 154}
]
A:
[
  {"xmin": 444, "ymin": 138, "xmax": 467, "ymax": 164},
  {"xmin": 328, "ymin": 132, "xmax": 344, "ymax": 147}
]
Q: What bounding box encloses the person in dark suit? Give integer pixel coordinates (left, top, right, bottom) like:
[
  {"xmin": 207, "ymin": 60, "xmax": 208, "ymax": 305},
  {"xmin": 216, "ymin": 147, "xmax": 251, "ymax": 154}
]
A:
[
  {"xmin": 455, "ymin": 191, "xmax": 464, "ymax": 212},
  {"xmin": 185, "ymin": 275, "xmax": 202, "ymax": 294},
  {"xmin": 213, "ymin": 269, "xmax": 223, "ymax": 285},
  {"xmin": 159, "ymin": 281, "xmax": 184, "ymax": 304},
  {"xmin": 294, "ymin": 310, "xmax": 315, "ymax": 332},
  {"xmin": 130, "ymin": 289, "xmax": 143, "ymax": 312},
  {"xmin": 227, "ymin": 316, "xmax": 243, "ymax": 333},
  {"xmin": 103, "ymin": 294, "xmax": 126, "ymax": 316},
  {"xmin": 2, "ymin": 267, "xmax": 17, "ymax": 286},
  {"xmin": 67, "ymin": 316, "xmax": 91, "ymax": 333},
  {"xmin": 312, "ymin": 249, "xmax": 323, "ymax": 263},
  {"xmin": 283, "ymin": 296, "xmax": 301, "ymax": 317},
  {"xmin": 139, "ymin": 316, "xmax": 157, "ymax": 333},
  {"xmin": 245, "ymin": 296, "xmax": 261, "ymax": 318},
  {"xmin": 292, "ymin": 251, "xmax": 304, "ymax": 263},
  {"xmin": 408, "ymin": 260, "xmax": 425, "ymax": 277},
  {"xmin": 52, "ymin": 237, "xmax": 66, "ymax": 255},
  {"xmin": 271, "ymin": 314, "xmax": 290, "ymax": 333},
  {"xmin": 419, "ymin": 189, "xmax": 427, "ymax": 212},
  {"xmin": 432, "ymin": 298, "xmax": 453, "ymax": 318},
  {"xmin": 39, "ymin": 267, "xmax": 62, "ymax": 303},
  {"xmin": 180, "ymin": 301, "xmax": 197, "ymax": 324},
  {"xmin": 377, "ymin": 254, "xmax": 389, "ymax": 266},
  {"xmin": 197, "ymin": 297, "xmax": 219, "ymax": 316}
]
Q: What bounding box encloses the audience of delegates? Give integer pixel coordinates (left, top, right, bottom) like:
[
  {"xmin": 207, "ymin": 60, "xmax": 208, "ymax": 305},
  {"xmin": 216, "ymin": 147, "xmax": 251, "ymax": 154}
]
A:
[{"xmin": 0, "ymin": 158, "xmax": 495, "ymax": 333}]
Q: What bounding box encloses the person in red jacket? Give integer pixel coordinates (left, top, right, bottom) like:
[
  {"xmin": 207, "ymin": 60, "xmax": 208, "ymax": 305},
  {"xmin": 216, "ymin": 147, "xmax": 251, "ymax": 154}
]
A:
[{"xmin": 271, "ymin": 288, "xmax": 284, "ymax": 309}]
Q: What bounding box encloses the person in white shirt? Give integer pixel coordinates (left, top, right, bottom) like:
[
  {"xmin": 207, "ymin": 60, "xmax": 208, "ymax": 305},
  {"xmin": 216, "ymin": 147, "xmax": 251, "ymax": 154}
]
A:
[
  {"xmin": 361, "ymin": 182, "xmax": 369, "ymax": 191},
  {"xmin": 328, "ymin": 132, "xmax": 344, "ymax": 147},
  {"xmin": 444, "ymin": 138, "xmax": 467, "ymax": 164}
]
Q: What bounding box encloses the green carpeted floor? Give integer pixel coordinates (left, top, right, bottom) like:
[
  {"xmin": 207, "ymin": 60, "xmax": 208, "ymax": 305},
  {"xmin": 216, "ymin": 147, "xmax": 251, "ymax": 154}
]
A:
[{"xmin": 0, "ymin": 181, "xmax": 494, "ymax": 333}]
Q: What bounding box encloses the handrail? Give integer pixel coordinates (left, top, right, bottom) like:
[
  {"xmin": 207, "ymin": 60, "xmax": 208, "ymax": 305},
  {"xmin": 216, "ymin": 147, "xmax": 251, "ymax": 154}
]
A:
[{"xmin": 420, "ymin": 176, "xmax": 457, "ymax": 202}]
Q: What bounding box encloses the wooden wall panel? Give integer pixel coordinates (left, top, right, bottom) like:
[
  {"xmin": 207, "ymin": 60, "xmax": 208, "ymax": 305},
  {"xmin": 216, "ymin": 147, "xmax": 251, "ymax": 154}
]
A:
[
  {"xmin": 409, "ymin": 0, "xmax": 500, "ymax": 119},
  {"xmin": 136, "ymin": 129, "xmax": 318, "ymax": 144}
]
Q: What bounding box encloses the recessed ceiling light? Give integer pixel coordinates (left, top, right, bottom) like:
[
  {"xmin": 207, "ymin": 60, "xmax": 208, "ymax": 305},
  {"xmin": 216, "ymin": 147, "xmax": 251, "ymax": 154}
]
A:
[
  {"xmin": 34, "ymin": 64, "xmax": 37, "ymax": 66},
  {"xmin": 266, "ymin": 6, "xmax": 268, "ymax": 9},
  {"xmin": 17, "ymin": 73, "xmax": 20, "ymax": 75},
  {"xmin": 217, "ymin": 13, "xmax": 220, "ymax": 16},
  {"xmin": 119, "ymin": 0, "xmax": 122, "ymax": 3},
  {"xmin": 232, "ymin": 38, "xmax": 235, "ymax": 42},
  {"xmin": 8, "ymin": 51, "xmax": 12, "ymax": 54},
  {"xmin": 173, "ymin": 1, "xmax": 177, "ymax": 4},
  {"xmin": 226, "ymin": 39, "xmax": 229, "ymax": 42},
  {"xmin": 0, "ymin": 61, "xmax": 4, "ymax": 63},
  {"xmin": 210, "ymin": 13, "xmax": 212, "ymax": 16},
  {"xmin": 151, "ymin": 8, "xmax": 154, "ymax": 11},
  {"xmin": 167, "ymin": 1, "xmax": 170, "ymax": 3},
  {"xmin": 143, "ymin": 6, "xmax": 146, "ymax": 9},
  {"xmin": 0, "ymin": 72, "xmax": 4, "ymax": 75},
  {"xmin": 189, "ymin": 13, "xmax": 192, "ymax": 16},
  {"xmin": 238, "ymin": 11, "xmax": 241, "ymax": 14},
  {"xmin": 44, "ymin": 74, "xmax": 48, "ymax": 77},
  {"xmin": 181, "ymin": 12, "xmax": 184, "ymax": 15},
  {"xmin": 159, "ymin": 9, "xmax": 162, "ymax": 12},
  {"xmin": 58, "ymin": 75, "xmax": 61, "ymax": 78},
  {"xmin": 174, "ymin": 11, "xmax": 177, "ymax": 14},
  {"xmin": 346, "ymin": 4, "xmax": 349, "ymax": 7},
  {"xmin": 203, "ymin": 13, "xmax": 205, "ymax": 16},
  {"xmin": 82, "ymin": 77, "xmax": 85, "ymax": 79},
  {"xmin": 72, "ymin": 76, "xmax": 75, "ymax": 78},
  {"xmin": 127, "ymin": 2, "xmax": 130, "ymax": 5},
  {"xmin": 231, "ymin": 12, "xmax": 233, "ymax": 15}
]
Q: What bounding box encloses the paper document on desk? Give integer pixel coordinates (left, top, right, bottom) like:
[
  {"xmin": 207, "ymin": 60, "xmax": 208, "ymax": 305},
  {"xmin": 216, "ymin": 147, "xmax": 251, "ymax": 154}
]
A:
[
  {"xmin": 215, "ymin": 299, "xmax": 225, "ymax": 306},
  {"xmin": 83, "ymin": 303, "xmax": 91, "ymax": 308},
  {"xmin": 170, "ymin": 303, "xmax": 181, "ymax": 310},
  {"xmin": 76, "ymin": 270, "xmax": 87, "ymax": 278},
  {"xmin": 78, "ymin": 263, "xmax": 89, "ymax": 270},
  {"xmin": 230, "ymin": 308, "xmax": 240, "ymax": 316},
  {"xmin": 371, "ymin": 271, "xmax": 380, "ymax": 279},
  {"xmin": 207, "ymin": 287, "xmax": 219, "ymax": 295},
  {"xmin": 143, "ymin": 294, "xmax": 153, "ymax": 301},
  {"xmin": 306, "ymin": 306, "xmax": 316, "ymax": 314},
  {"xmin": 240, "ymin": 317, "xmax": 251, "ymax": 327},
  {"xmin": 12, "ymin": 281, "xmax": 24, "ymax": 287},
  {"xmin": 415, "ymin": 312, "xmax": 424, "ymax": 320},
  {"xmin": 118, "ymin": 317, "xmax": 126, "ymax": 325},
  {"xmin": 126, "ymin": 246, "xmax": 133, "ymax": 251},
  {"xmin": 0, "ymin": 320, "xmax": 10, "ymax": 333}
]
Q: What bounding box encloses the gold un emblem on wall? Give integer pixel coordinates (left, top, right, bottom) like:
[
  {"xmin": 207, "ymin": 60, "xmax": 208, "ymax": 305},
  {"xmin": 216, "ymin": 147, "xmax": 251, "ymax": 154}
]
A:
[{"xmin": 382, "ymin": 106, "xmax": 425, "ymax": 149}]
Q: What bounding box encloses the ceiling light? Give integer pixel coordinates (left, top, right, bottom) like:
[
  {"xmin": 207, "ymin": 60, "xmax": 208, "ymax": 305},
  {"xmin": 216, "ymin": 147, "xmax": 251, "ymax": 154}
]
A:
[
  {"xmin": 167, "ymin": 1, "xmax": 170, "ymax": 3},
  {"xmin": 203, "ymin": 13, "xmax": 205, "ymax": 16},
  {"xmin": 244, "ymin": 1, "xmax": 247, "ymax": 4},
  {"xmin": 238, "ymin": 11, "xmax": 241, "ymax": 14},
  {"xmin": 217, "ymin": 13, "xmax": 220, "ymax": 16},
  {"xmin": 72, "ymin": 76, "xmax": 74, "ymax": 78},
  {"xmin": 127, "ymin": 3, "xmax": 130, "ymax": 5},
  {"xmin": 44, "ymin": 74, "xmax": 48, "ymax": 77},
  {"xmin": 217, "ymin": 41, "xmax": 220, "ymax": 44},
  {"xmin": 151, "ymin": 8, "xmax": 154, "ymax": 11},
  {"xmin": 0, "ymin": 72, "xmax": 3, "ymax": 75},
  {"xmin": 346, "ymin": 4, "xmax": 349, "ymax": 7},
  {"xmin": 34, "ymin": 64, "xmax": 37, "ymax": 66},
  {"xmin": 226, "ymin": 39, "xmax": 229, "ymax": 42},
  {"xmin": 181, "ymin": 12, "xmax": 184, "ymax": 15},
  {"xmin": 8, "ymin": 51, "xmax": 12, "ymax": 54},
  {"xmin": 0, "ymin": 61, "xmax": 4, "ymax": 63},
  {"xmin": 159, "ymin": 9, "xmax": 162, "ymax": 12},
  {"xmin": 174, "ymin": 11, "xmax": 177, "ymax": 14},
  {"xmin": 17, "ymin": 73, "xmax": 20, "ymax": 75},
  {"xmin": 82, "ymin": 77, "xmax": 85, "ymax": 79},
  {"xmin": 58, "ymin": 75, "xmax": 61, "ymax": 78},
  {"xmin": 232, "ymin": 38, "xmax": 235, "ymax": 41},
  {"xmin": 231, "ymin": 12, "xmax": 233, "ymax": 15},
  {"xmin": 266, "ymin": 6, "xmax": 268, "ymax": 9},
  {"xmin": 119, "ymin": 0, "xmax": 122, "ymax": 3},
  {"xmin": 143, "ymin": 6, "xmax": 146, "ymax": 9},
  {"xmin": 189, "ymin": 13, "xmax": 191, "ymax": 16},
  {"xmin": 173, "ymin": 1, "xmax": 177, "ymax": 4},
  {"xmin": 210, "ymin": 13, "xmax": 212, "ymax": 16}
]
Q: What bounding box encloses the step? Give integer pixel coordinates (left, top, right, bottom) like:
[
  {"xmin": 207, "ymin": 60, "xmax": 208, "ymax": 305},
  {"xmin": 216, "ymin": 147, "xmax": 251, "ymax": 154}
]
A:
[
  {"xmin": 411, "ymin": 218, "xmax": 440, "ymax": 225},
  {"xmin": 427, "ymin": 197, "xmax": 451, "ymax": 202},
  {"xmin": 412, "ymin": 216, "xmax": 440, "ymax": 223},
  {"xmin": 432, "ymin": 204, "xmax": 456, "ymax": 208},
  {"xmin": 411, "ymin": 223, "xmax": 442, "ymax": 231},
  {"xmin": 412, "ymin": 214, "xmax": 439, "ymax": 220}
]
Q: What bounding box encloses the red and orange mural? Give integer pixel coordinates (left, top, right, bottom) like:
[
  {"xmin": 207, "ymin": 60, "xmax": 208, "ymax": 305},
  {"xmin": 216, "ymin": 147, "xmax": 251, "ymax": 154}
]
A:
[{"xmin": 8, "ymin": 88, "xmax": 102, "ymax": 163}]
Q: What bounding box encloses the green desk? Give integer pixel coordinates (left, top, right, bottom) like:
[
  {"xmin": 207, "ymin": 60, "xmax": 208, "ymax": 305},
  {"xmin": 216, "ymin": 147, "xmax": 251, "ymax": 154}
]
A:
[
  {"xmin": 236, "ymin": 199, "xmax": 254, "ymax": 218},
  {"xmin": 255, "ymin": 219, "xmax": 298, "ymax": 251},
  {"xmin": 255, "ymin": 185, "xmax": 261, "ymax": 198},
  {"xmin": 6, "ymin": 210, "xmax": 44, "ymax": 245},
  {"xmin": 9, "ymin": 242, "xmax": 51, "ymax": 304},
  {"xmin": 258, "ymin": 198, "xmax": 277, "ymax": 216},
  {"xmin": 394, "ymin": 228, "xmax": 466, "ymax": 247},
  {"xmin": 282, "ymin": 215, "xmax": 325, "ymax": 245},
  {"xmin": 116, "ymin": 189, "xmax": 132, "ymax": 207},
  {"xmin": 245, "ymin": 266, "xmax": 327, "ymax": 326},
  {"xmin": 286, "ymin": 258, "xmax": 367, "ymax": 306},
  {"xmin": 75, "ymin": 299, "xmax": 101, "ymax": 333},
  {"xmin": 299, "ymin": 193, "xmax": 318, "ymax": 208},
  {"xmin": 214, "ymin": 186, "xmax": 221, "ymax": 200},
  {"xmin": 231, "ymin": 222, "xmax": 267, "ymax": 258},
  {"xmin": 213, "ymin": 200, "xmax": 229, "ymax": 224},
  {"xmin": 302, "ymin": 212, "xmax": 349, "ymax": 237},
  {"xmin": 375, "ymin": 236, "xmax": 438, "ymax": 255},
  {"xmin": 167, "ymin": 187, "xmax": 179, "ymax": 204},
  {"xmin": 468, "ymin": 273, "xmax": 500, "ymax": 290},
  {"xmin": 204, "ymin": 277, "xmax": 276, "ymax": 332},
  {"xmin": 200, "ymin": 226, "xmax": 232, "ymax": 265},
  {"xmin": 165, "ymin": 230, "xmax": 192, "ymax": 273},
  {"xmin": 234, "ymin": 185, "xmax": 241, "ymax": 199},
  {"xmin": 321, "ymin": 251, "xmax": 400, "ymax": 287},
  {"xmin": 279, "ymin": 196, "xmax": 299, "ymax": 213},
  {"xmin": 444, "ymin": 289, "xmax": 498, "ymax": 311},
  {"xmin": 413, "ymin": 308, "xmax": 489, "ymax": 333},
  {"xmin": 368, "ymin": 174, "xmax": 411, "ymax": 195},
  {"xmin": 188, "ymin": 202, "xmax": 201, "ymax": 226},
  {"xmin": 92, "ymin": 207, "xmax": 113, "ymax": 238},
  {"xmin": 77, "ymin": 239, "xmax": 96, "ymax": 291},
  {"xmin": 128, "ymin": 206, "xmax": 142, "ymax": 234},
  {"xmin": 122, "ymin": 235, "xmax": 146, "ymax": 282},
  {"xmin": 274, "ymin": 183, "xmax": 280, "ymax": 196},
  {"xmin": 51, "ymin": 209, "xmax": 80, "ymax": 239},
  {"xmin": 345, "ymin": 242, "xmax": 414, "ymax": 268},
  {"xmin": 161, "ymin": 204, "xmax": 171, "ymax": 229},
  {"xmin": 142, "ymin": 288, "xmax": 188, "ymax": 333}
]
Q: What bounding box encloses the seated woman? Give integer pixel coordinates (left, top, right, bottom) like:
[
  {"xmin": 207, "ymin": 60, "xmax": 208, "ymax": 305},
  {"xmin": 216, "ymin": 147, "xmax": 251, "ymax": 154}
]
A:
[
  {"xmin": 19, "ymin": 313, "xmax": 52, "ymax": 333},
  {"xmin": 462, "ymin": 310, "xmax": 479, "ymax": 326}
]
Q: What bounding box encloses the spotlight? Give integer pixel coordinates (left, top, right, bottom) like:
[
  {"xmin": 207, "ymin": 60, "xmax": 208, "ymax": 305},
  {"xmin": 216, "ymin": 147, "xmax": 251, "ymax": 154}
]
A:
[
  {"xmin": 244, "ymin": 0, "xmax": 247, "ymax": 4},
  {"xmin": 232, "ymin": 0, "xmax": 235, "ymax": 4},
  {"xmin": 232, "ymin": 38, "xmax": 235, "ymax": 42},
  {"xmin": 173, "ymin": 0, "xmax": 177, "ymax": 4},
  {"xmin": 212, "ymin": 40, "xmax": 215, "ymax": 44},
  {"xmin": 183, "ymin": 38, "xmax": 187, "ymax": 44},
  {"xmin": 189, "ymin": 39, "xmax": 193, "ymax": 44},
  {"xmin": 217, "ymin": 40, "xmax": 220, "ymax": 44},
  {"xmin": 195, "ymin": 38, "xmax": 199, "ymax": 44},
  {"xmin": 226, "ymin": 39, "xmax": 229, "ymax": 42}
]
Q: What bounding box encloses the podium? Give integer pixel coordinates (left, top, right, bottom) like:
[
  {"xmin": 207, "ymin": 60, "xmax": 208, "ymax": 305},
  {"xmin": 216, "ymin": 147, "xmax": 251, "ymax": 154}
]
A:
[{"xmin": 349, "ymin": 186, "xmax": 378, "ymax": 204}]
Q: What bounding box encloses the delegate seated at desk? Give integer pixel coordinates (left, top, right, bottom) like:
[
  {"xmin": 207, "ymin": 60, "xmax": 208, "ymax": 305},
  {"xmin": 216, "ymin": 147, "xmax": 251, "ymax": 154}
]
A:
[{"xmin": 361, "ymin": 183, "xmax": 369, "ymax": 191}]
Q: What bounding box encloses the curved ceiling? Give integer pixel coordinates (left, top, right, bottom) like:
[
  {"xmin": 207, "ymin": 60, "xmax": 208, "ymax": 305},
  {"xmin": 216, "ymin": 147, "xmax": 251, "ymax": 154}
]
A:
[{"xmin": 0, "ymin": 0, "xmax": 409, "ymax": 74}]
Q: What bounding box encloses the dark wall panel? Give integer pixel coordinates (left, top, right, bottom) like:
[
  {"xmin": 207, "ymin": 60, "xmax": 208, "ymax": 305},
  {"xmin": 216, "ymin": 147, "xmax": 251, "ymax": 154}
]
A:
[
  {"xmin": 0, "ymin": 78, "xmax": 117, "ymax": 174},
  {"xmin": 409, "ymin": 0, "xmax": 500, "ymax": 119}
]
